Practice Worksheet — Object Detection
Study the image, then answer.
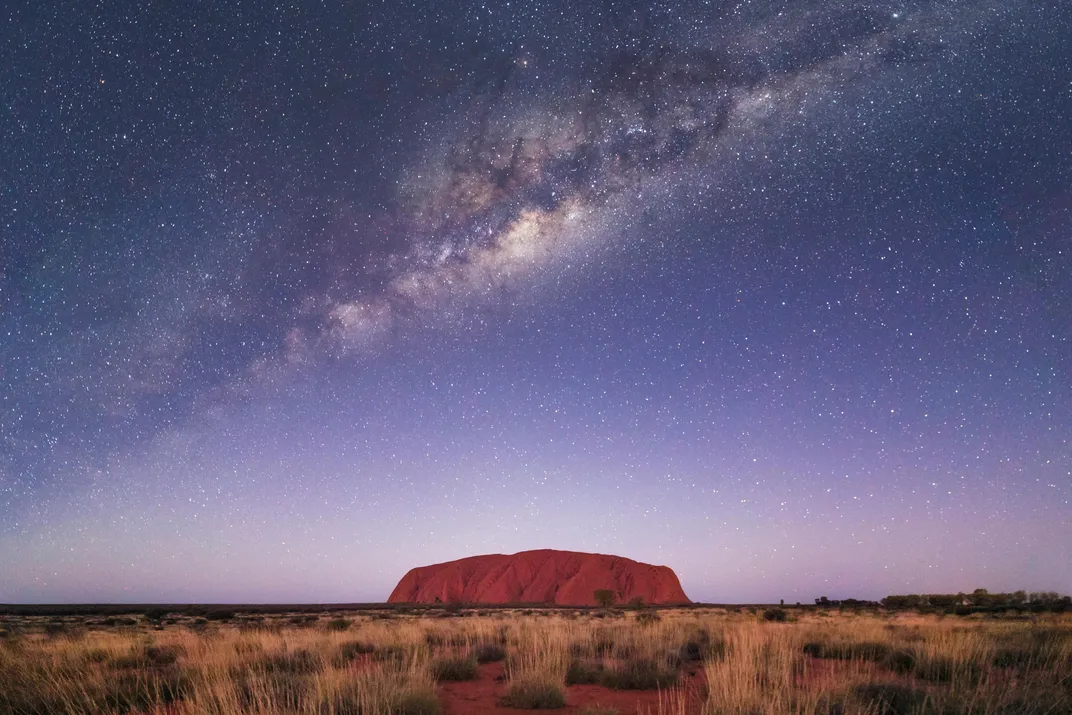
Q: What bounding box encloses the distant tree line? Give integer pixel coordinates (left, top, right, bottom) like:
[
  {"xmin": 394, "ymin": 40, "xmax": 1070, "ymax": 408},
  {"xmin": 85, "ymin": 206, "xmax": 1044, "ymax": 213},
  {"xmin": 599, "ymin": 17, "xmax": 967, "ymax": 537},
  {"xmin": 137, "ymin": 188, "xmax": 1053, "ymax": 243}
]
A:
[
  {"xmin": 813, "ymin": 597, "xmax": 879, "ymax": 608},
  {"xmin": 879, "ymin": 589, "xmax": 1069, "ymax": 613}
]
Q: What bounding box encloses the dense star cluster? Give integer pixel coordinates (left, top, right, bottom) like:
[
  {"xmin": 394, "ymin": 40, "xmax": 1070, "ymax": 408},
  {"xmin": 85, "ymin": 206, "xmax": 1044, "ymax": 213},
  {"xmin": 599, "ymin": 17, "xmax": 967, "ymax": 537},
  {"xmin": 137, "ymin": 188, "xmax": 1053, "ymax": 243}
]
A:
[{"xmin": 1, "ymin": 1, "xmax": 1069, "ymax": 603}]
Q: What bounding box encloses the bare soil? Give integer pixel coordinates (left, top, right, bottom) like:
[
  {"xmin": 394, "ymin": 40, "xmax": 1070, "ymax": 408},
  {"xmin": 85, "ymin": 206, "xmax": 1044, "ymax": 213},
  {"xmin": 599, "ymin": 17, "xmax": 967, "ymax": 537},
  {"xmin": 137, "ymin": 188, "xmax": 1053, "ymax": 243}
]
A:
[{"xmin": 437, "ymin": 662, "xmax": 707, "ymax": 715}]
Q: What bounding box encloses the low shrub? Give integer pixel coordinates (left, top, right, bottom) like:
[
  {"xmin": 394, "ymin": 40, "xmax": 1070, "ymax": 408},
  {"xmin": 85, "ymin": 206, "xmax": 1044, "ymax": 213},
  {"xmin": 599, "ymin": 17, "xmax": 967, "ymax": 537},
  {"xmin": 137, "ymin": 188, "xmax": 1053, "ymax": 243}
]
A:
[
  {"xmin": 566, "ymin": 658, "xmax": 603, "ymax": 685},
  {"xmin": 235, "ymin": 668, "xmax": 308, "ymax": 709},
  {"xmin": 44, "ymin": 621, "xmax": 69, "ymax": 636},
  {"xmin": 993, "ymin": 647, "xmax": 1034, "ymax": 669},
  {"xmin": 593, "ymin": 634, "xmax": 617, "ymax": 655},
  {"xmin": 431, "ymin": 654, "xmax": 479, "ymax": 681},
  {"xmin": 105, "ymin": 667, "xmax": 190, "ymax": 712},
  {"xmin": 853, "ymin": 682, "xmax": 929, "ymax": 713},
  {"xmin": 144, "ymin": 644, "xmax": 183, "ymax": 666},
  {"xmin": 883, "ymin": 649, "xmax": 917, "ymax": 673},
  {"xmin": 325, "ymin": 618, "xmax": 352, "ymax": 631},
  {"xmin": 636, "ymin": 611, "xmax": 661, "ymax": 626},
  {"xmin": 600, "ymin": 658, "xmax": 678, "ymax": 690},
  {"xmin": 475, "ymin": 642, "xmax": 506, "ymax": 663},
  {"xmin": 917, "ymin": 655, "xmax": 983, "ymax": 685},
  {"xmin": 396, "ymin": 689, "xmax": 443, "ymax": 715},
  {"xmin": 425, "ymin": 630, "xmax": 468, "ymax": 647},
  {"xmin": 334, "ymin": 640, "xmax": 376, "ymax": 665},
  {"xmin": 373, "ymin": 644, "xmax": 420, "ymax": 663},
  {"xmin": 258, "ymin": 648, "xmax": 322, "ymax": 674},
  {"xmin": 680, "ymin": 632, "xmax": 724, "ymax": 662},
  {"xmin": 680, "ymin": 639, "xmax": 706, "ymax": 661},
  {"xmin": 83, "ymin": 648, "xmax": 110, "ymax": 664},
  {"xmin": 500, "ymin": 679, "xmax": 567, "ymax": 709},
  {"xmin": 763, "ymin": 608, "xmax": 788, "ymax": 622},
  {"xmin": 804, "ymin": 641, "xmax": 890, "ymax": 661}
]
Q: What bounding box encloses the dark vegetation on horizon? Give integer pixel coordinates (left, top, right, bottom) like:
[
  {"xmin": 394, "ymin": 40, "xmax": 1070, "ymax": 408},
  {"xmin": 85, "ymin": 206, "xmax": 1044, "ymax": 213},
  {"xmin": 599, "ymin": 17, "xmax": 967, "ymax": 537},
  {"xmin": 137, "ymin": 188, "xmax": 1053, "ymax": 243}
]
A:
[{"xmin": 3, "ymin": 588, "xmax": 1069, "ymax": 619}]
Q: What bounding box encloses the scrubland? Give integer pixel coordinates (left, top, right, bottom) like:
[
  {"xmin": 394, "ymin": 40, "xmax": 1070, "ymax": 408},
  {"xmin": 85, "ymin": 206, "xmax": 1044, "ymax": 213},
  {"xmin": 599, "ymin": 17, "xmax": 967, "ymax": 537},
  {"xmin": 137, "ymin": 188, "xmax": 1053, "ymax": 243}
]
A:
[{"xmin": 0, "ymin": 607, "xmax": 1069, "ymax": 714}]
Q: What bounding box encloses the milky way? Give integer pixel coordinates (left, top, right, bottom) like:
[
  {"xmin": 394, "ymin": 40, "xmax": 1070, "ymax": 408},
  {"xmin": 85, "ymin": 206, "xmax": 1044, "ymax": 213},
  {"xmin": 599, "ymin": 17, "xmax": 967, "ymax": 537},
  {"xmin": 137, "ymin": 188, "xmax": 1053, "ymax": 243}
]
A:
[
  {"xmin": 306, "ymin": 7, "xmax": 954, "ymax": 356},
  {"xmin": 1, "ymin": 0, "xmax": 1069, "ymax": 603}
]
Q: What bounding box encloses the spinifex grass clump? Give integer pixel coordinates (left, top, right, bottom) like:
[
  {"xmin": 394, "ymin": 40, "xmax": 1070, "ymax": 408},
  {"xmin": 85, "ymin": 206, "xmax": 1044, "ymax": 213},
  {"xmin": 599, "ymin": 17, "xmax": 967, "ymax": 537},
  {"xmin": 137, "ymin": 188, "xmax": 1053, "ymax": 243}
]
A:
[
  {"xmin": 430, "ymin": 652, "xmax": 479, "ymax": 680},
  {"xmin": 703, "ymin": 623, "xmax": 806, "ymax": 714},
  {"xmin": 333, "ymin": 639, "xmax": 377, "ymax": 665},
  {"xmin": 599, "ymin": 656, "xmax": 678, "ymax": 690},
  {"xmin": 0, "ymin": 634, "xmax": 191, "ymax": 715},
  {"xmin": 679, "ymin": 626, "xmax": 725, "ymax": 664},
  {"xmin": 474, "ymin": 641, "xmax": 506, "ymax": 663},
  {"xmin": 852, "ymin": 681, "xmax": 931, "ymax": 713},
  {"xmin": 317, "ymin": 660, "xmax": 441, "ymax": 715},
  {"xmin": 501, "ymin": 628, "xmax": 569, "ymax": 709},
  {"xmin": 566, "ymin": 657, "xmax": 604, "ymax": 684},
  {"xmin": 257, "ymin": 647, "xmax": 322, "ymax": 674},
  {"xmin": 500, "ymin": 679, "xmax": 568, "ymax": 709},
  {"xmin": 803, "ymin": 639, "xmax": 890, "ymax": 661},
  {"xmin": 324, "ymin": 617, "xmax": 352, "ymax": 631}
]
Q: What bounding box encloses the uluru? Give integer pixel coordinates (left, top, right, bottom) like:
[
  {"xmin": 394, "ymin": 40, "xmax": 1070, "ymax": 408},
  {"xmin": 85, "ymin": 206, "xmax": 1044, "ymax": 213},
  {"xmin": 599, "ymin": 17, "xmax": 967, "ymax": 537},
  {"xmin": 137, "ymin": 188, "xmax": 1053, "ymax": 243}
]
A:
[{"xmin": 387, "ymin": 549, "xmax": 690, "ymax": 606}]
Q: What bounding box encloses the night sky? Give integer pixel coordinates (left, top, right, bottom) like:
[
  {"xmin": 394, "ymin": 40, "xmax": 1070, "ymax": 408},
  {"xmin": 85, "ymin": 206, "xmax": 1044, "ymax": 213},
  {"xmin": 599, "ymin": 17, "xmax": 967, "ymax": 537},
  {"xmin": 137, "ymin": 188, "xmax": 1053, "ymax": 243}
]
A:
[{"xmin": 2, "ymin": 1, "xmax": 1069, "ymax": 604}]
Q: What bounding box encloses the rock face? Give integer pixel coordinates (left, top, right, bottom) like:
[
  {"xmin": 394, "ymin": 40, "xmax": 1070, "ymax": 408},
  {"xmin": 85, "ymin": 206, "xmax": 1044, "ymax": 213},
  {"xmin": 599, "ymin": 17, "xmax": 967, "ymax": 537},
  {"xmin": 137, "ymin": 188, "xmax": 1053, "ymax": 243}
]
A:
[{"xmin": 387, "ymin": 549, "xmax": 690, "ymax": 606}]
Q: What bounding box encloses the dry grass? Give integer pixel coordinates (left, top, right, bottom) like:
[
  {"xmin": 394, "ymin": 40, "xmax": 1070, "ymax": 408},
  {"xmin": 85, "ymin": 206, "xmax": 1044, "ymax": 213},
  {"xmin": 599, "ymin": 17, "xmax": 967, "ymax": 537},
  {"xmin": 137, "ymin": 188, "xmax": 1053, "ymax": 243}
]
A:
[{"xmin": 0, "ymin": 609, "xmax": 1068, "ymax": 714}]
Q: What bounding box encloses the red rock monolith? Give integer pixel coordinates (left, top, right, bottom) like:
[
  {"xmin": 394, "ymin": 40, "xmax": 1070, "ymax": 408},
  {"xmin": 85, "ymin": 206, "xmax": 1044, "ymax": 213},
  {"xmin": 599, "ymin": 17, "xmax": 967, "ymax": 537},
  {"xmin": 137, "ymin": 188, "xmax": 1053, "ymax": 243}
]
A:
[{"xmin": 387, "ymin": 549, "xmax": 690, "ymax": 606}]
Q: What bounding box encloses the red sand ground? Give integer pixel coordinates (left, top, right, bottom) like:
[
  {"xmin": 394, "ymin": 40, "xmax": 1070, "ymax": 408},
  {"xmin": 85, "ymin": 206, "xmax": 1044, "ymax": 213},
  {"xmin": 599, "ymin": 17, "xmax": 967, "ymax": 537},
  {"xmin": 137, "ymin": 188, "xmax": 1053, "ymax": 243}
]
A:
[
  {"xmin": 389, "ymin": 550, "xmax": 691, "ymax": 606},
  {"xmin": 437, "ymin": 662, "xmax": 708, "ymax": 715}
]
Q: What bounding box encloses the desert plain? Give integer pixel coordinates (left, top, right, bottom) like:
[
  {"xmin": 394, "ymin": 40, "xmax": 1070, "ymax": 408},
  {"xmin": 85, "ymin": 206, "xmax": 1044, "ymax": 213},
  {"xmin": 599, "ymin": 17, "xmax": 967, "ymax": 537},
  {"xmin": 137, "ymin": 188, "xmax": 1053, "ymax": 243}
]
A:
[{"xmin": 1, "ymin": 604, "xmax": 1069, "ymax": 715}]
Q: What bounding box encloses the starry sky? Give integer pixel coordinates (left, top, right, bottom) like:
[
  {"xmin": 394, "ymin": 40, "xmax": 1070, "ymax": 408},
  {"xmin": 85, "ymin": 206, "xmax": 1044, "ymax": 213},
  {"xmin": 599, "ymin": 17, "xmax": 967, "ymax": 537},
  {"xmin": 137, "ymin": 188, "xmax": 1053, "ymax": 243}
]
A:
[{"xmin": 2, "ymin": 0, "xmax": 1070, "ymax": 605}]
